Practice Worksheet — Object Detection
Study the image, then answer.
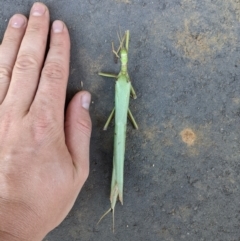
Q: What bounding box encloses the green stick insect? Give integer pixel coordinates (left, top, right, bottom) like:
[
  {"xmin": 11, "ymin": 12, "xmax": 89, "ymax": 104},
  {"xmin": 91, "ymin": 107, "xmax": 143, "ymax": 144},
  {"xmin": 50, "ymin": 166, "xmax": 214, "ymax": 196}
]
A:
[{"xmin": 98, "ymin": 30, "xmax": 138, "ymax": 231}]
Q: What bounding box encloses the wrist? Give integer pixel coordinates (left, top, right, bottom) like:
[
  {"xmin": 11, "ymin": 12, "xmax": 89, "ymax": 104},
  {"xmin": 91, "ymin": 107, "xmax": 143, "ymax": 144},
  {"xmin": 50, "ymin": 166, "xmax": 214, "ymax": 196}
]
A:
[
  {"xmin": 0, "ymin": 202, "xmax": 46, "ymax": 241},
  {"xmin": 0, "ymin": 231, "xmax": 24, "ymax": 241},
  {"xmin": 0, "ymin": 230, "xmax": 45, "ymax": 241}
]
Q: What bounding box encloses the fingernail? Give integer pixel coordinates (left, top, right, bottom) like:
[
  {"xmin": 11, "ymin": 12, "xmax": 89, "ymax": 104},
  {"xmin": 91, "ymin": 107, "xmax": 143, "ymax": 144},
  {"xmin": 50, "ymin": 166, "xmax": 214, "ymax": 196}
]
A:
[
  {"xmin": 52, "ymin": 20, "xmax": 64, "ymax": 33},
  {"xmin": 11, "ymin": 15, "xmax": 26, "ymax": 28},
  {"xmin": 31, "ymin": 2, "xmax": 46, "ymax": 16},
  {"xmin": 81, "ymin": 92, "xmax": 91, "ymax": 110}
]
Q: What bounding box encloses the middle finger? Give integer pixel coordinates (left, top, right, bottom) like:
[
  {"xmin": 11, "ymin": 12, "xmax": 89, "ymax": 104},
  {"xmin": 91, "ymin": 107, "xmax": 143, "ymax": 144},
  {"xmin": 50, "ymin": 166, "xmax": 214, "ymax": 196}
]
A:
[{"xmin": 4, "ymin": 2, "xmax": 50, "ymax": 114}]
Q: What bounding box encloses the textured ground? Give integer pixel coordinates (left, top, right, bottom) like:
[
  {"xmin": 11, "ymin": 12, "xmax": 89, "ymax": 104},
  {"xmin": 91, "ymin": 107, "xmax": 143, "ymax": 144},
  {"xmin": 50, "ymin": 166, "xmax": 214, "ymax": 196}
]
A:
[{"xmin": 1, "ymin": 0, "xmax": 240, "ymax": 240}]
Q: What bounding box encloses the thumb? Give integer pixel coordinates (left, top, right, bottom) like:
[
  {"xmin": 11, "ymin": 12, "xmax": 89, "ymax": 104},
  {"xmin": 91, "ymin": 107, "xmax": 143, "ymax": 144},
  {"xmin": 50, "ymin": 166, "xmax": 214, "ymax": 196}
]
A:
[{"xmin": 65, "ymin": 91, "xmax": 92, "ymax": 181}]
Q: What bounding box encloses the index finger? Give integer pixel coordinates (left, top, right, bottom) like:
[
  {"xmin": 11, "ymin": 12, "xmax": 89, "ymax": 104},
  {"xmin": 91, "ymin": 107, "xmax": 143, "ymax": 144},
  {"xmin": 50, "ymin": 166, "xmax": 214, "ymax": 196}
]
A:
[{"xmin": 30, "ymin": 20, "xmax": 70, "ymax": 121}]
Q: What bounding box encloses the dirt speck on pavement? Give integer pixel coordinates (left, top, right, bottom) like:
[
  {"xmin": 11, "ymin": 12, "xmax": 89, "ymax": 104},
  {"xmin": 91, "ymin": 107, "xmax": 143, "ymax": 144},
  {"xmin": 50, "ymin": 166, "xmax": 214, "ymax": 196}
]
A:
[{"xmin": 180, "ymin": 128, "xmax": 196, "ymax": 146}]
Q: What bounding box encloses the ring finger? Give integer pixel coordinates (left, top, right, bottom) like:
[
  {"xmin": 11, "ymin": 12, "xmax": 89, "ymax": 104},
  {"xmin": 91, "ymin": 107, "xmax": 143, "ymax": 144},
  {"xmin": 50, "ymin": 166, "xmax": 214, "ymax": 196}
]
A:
[{"xmin": 0, "ymin": 14, "xmax": 27, "ymax": 104}]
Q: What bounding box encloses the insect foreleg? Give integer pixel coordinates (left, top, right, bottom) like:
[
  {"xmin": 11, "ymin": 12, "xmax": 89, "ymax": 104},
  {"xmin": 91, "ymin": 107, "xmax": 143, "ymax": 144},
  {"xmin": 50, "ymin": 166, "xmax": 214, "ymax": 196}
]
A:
[
  {"xmin": 112, "ymin": 42, "xmax": 120, "ymax": 59},
  {"xmin": 98, "ymin": 72, "xmax": 118, "ymax": 78},
  {"xmin": 125, "ymin": 30, "xmax": 130, "ymax": 51}
]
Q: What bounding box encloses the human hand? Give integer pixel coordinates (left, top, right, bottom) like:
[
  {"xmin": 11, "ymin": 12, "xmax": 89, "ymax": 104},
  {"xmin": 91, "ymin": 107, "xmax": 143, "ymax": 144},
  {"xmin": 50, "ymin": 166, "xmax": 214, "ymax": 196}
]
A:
[{"xmin": 0, "ymin": 2, "xmax": 91, "ymax": 241}]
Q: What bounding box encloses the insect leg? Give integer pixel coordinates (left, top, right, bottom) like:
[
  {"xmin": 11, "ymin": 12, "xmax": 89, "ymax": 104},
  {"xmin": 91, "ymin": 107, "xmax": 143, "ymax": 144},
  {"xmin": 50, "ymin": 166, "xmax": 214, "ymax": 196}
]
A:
[
  {"xmin": 130, "ymin": 85, "xmax": 137, "ymax": 99},
  {"xmin": 103, "ymin": 108, "xmax": 115, "ymax": 130},
  {"xmin": 98, "ymin": 72, "xmax": 118, "ymax": 78},
  {"xmin": 125, "ymin": 30, "xmax": 130, "ymax": 52},
  {"xmin": 128, "ymin": 109, "xmax": 138, "ymax": 129},
  {"xmin": 129, "ymin": 80, "xmax": 137, "ymax": 99},
  {"xmin": 97, "ymin": 208, "xmax": 112, "ymax": 225},
  {"xmin": 113, "ymin": 32, "xmax": 126, "ymax": 58},
  {"xmin": 112, "ymin": 42, "xmax": 120, "ymax": 59}
]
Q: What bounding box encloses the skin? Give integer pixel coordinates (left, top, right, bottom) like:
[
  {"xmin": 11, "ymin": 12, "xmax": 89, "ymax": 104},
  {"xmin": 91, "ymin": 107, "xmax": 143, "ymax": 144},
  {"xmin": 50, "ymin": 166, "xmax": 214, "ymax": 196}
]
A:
[{"xmin": 0, "ymin": 2, "xmax": 91, "ymax": 241}]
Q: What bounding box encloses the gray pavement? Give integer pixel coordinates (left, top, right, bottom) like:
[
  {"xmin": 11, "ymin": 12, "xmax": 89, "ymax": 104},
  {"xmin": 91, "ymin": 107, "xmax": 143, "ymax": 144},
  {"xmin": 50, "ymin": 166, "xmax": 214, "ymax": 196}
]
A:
[{"xmin": 1, "ymin": 0, "xmax": 240, "ymax": 240}]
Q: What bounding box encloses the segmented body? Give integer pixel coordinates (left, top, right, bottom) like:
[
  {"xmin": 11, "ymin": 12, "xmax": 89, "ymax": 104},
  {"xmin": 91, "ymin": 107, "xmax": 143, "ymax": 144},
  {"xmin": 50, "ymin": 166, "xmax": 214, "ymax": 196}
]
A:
[{"xmin": 111, "ymin": 74, "xmax": 131, "ymax": 208}]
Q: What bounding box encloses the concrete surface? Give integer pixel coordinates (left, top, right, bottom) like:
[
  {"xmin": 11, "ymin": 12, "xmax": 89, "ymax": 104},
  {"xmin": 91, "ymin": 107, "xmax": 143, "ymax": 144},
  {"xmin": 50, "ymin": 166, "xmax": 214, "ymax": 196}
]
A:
[{"xmin": 1, "ymin": 0, "xmax": 240, "ymax": 240}]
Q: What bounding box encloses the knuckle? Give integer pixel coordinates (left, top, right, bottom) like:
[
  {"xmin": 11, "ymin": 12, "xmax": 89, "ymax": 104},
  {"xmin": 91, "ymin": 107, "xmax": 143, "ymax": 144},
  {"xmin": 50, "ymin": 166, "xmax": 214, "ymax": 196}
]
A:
[
  {"xmin": 3, "ymin": 34, "xmax": 19, "ymax": 45},
  {"xmin": 42, "ymin": 62, "xmax": 65, "ymax": 80},
  {"xmin": 26, "ymin": 22, "xmax": 43, "ymax": 34},
  {"xmin": 0, "ymin": 110, "xmax": 15, "ymax": 139},
  {"xmin": 38, "ymin": 88, "xmax": 62, "ymax": 104},
  {"xmin": 15, "ymin": 53, "xmax": 39, "ymax": 72},
  {"xmin": 76, "ymin": 117, "xmax": 92, "ymax": 138},
  {"xmin": 0, "ymin": 65, "xmax": 12, "ymax": 84},
  {"xmin": 32, "ymin": 122, "xmax": 56, "ymax": 143},
  {"xmin": 51, "ymin": 39, "xmax": 65, "ymax": 48},
  {"xmin": 28, "ymin": 108, "xmax": 58, "ymax": 143},
  {"xmin": 33, "ymin": 118, "xmax": 51, "ymax": 138}
]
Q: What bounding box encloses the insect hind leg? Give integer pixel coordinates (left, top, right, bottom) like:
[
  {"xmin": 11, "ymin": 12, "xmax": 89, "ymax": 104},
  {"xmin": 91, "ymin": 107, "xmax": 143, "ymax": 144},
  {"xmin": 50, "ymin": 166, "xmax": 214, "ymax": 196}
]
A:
[{"xmin": 128, "ymin": 109, "xmax": 138, "ymax": 129}]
